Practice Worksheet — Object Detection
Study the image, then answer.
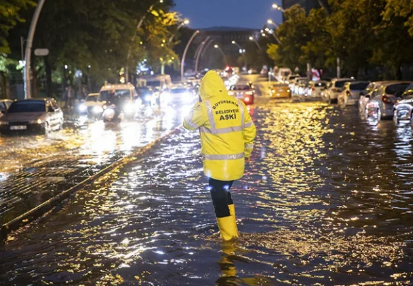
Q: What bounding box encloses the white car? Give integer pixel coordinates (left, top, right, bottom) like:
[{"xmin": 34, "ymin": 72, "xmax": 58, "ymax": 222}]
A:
[
  {"xmin": 78, "ymin": 93, "xmax": 103, "ymax": 117},
  {"xmin": 365, "ymin": 81, "xmax": 411, "ymax": 119},
  {"xmin": 322, "ymin": 78, "xmax": 355, "ymax": 103},
  {"xmin": 160, "ymin": 87, "xmax": 196, "ymax": 106},
  {"xmin": 98, "ymin": 84, "xmax": 140, "ymax": 118},
  {"xmin": 337, "ymin": 81, "xmax": 370, "ymax": 106},
  {"xmin": 307, "ymin": 81, "xmax": 328, "ymax": 97}
]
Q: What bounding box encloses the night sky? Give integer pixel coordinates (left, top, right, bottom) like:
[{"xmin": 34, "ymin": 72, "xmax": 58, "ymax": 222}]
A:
[{"xmin": 173, "ymin": 0, "xmax": 284, "ymax": 29}]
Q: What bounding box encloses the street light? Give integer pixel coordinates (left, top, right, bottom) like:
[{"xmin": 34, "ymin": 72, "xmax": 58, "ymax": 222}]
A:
[
  {"xmin": 272, "ymin": 3, "xmax": 285, "ymax": 12},
  {"xmin": 214, "ymin": 44, "xmax": 228, "ymax": 66},
  {"xmin": 169, "ymin": 19, "xmax": 190, "ymax": 43},
  {"xmin": 249, "ymin": 36, "xmax": 262, "ymax": 51},
  {"xmin": 181, "ymin": 30, "xmax": 200, "ymax": 82},
  {"xmin": 267, "ymin": 19, "xmax": 279, "ymax": 29},
  {"xmin": 231, "ymin": 40, "xmax": 247, "ymax": 70}
]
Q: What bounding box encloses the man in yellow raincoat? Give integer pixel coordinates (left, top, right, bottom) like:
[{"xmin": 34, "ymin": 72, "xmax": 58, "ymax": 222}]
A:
[{"xmin": 183, "ymin": 71, "xmax": 256, "ymax": 241}]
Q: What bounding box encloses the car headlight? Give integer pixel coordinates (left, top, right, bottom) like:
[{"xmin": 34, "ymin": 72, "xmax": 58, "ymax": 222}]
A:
[
  {"xmin": 93, "ymin": 105, "xmax": 103, "ymax": 114},
  {"xmin": 28, "ymin": 119, "xmax": 43, "ymax": 124},
  {"xmin": 144, "ymin": 95, "xmax": 151, "ymax": 102},
  {"xmin": 79, "ymin": 104, "xmax": 87, "ymax": 112},
  {"xmin": 124, "ymin": 104, "xmax": 134, "ymax": 113}
]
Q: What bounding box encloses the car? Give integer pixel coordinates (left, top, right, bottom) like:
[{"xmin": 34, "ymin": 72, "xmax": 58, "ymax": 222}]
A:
[
  {"xmin": 307, "ymin": 81, "xmax": 328, "ymax": 97},
  {"xmin": 0, "ymin": 99, "xmax": 13, "ymax": 117},
  {"xmin": 394, "ymin": 83, "xmax": 413, "ymax": 124},
  {"xmin": 338, "ymin": 81, "xmax": 370, "ymax": 106},
  {"xmin": 365, "ymin": 81, "xmax": 412, "ymax": 120},
  {"xmin": 248, "ymin": 68, "xmax": 259, "ymax": 75},
  {"xmin": 136, "ymin": 86, "xmax": 155, "ymax": 106},
  {"xmin": 160, "ymin": 86, "xmax": 196, "ymax": 106},
  {"xmin": 228, "ymin": 83, "xmax": 255, "ymax": 105},
  {"xmin": 297, "ymin": 79, "xmax": 310, "ymax": 96},
  {"xmin": 321, "ymin": 78, "xmax": 355, "ymax": 103},
  {"xmin": 78, "ymin": 93, "xmax": 103, "ymax": 117},
  {"xmin": 270, "ymin": 82, "xmax": 291, "ymax": 99},
  {"xmin": 358, "ymin": 81, "xmax": 389, "ymax": 116},
  {"xmin": 0, "ymin": 98, "xmax": 63, "ymax": 134},
  {"xmin": 99, "ymin": 84, "xmax": 140, "ymax": 118},
  {"xmin": 290, "ymin": 77, "xmax": 308, "ymax": 95}
]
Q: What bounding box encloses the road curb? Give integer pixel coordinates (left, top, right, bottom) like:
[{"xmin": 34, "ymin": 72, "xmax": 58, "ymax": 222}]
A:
[{"xmin": 1, "ymin": 125, "xmax": 183, "ymax": 241}]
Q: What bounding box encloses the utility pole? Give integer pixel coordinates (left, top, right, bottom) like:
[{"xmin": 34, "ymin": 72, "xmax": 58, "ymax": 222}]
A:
[
  {"xmin": 24, "ymin": 0, "xmax": 46, "ymax": 99},
  {"xmin": 181, "ymin": 30, "xmax": 200, "ymax": 82}
]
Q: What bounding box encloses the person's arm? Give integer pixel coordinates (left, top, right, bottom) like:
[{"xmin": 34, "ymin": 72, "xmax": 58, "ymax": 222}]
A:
[
  {"xmin": 242, "ymin": 103, "xmax": 256, "ymax": 160},
  {"xmin": 183, "ymin": 102, "xmax": 208, "ymax": 131}
]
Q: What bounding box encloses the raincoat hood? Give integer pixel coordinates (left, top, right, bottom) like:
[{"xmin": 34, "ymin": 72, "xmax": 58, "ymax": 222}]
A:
[{"xmin": 199, "ymin": 71, "xmax": 228, "ymax": 101}]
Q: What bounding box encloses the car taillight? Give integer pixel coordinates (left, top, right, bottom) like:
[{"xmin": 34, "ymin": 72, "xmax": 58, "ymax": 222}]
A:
[
  {"xmin": 382, "ymin": 96, "xmax": 392, "ymax": 104},
  {"xmin": 333, "ymin": 88, "xmax": 340, "ymax": 92},
  {"xmin": 244, "ymin": 97, "xmax": 250, "ymax": 102},
  {"xmin": 312, "ymin": 87, "xmax": 315, "ymax": 91}
]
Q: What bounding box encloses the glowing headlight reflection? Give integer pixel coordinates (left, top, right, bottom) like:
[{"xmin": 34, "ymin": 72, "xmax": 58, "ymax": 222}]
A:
[
  {"xmin": 93, "ymin": 105, "xmax": 103, "ymax": 114},
  {"xmin": 79, "ymin": 104, "xmax": 87, "ymax": 112}
]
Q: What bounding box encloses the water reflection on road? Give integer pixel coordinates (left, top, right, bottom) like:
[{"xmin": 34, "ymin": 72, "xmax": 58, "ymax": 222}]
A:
[{"xmin": 0, "ymin": 101, "xmax": 412, "ymax": 285}]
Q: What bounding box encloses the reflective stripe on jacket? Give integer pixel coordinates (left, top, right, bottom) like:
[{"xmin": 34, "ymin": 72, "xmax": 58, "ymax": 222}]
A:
[{"xmin": 183, "ymin": 71, "xmax": 256, "ymax": 181}]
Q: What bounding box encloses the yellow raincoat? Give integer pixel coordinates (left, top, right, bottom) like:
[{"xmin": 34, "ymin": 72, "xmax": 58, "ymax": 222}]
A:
[{"xmin": 183, "ymin": 71, "xmax": 256, "ymax": 181}]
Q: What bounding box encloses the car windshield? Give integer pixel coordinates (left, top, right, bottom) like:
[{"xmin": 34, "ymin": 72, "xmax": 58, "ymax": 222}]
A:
[
  {"xmin": 137, "ymin": 87, "xmax": 151, "ymax": 95},
  {"xmin": 385, "ymin": 83, "xmax": 410, "ymax": 95},
  {"xmin": 100, "ymin": 89, "xmax": 131, "ymax": 101},
  {"xmin": 8, "ymin": 101, "xmax": 46, "ymax": 113},
  {"xmin": 146, "ymin": 81, "xmax": 161, "ymax": 87},
  {"xmin": 232, "ymin": 85, "xmax": 251, "ymax": 91},
  {"xmin": 170, "ymin": 88, "xmax": 188, "ymax": 94},
  {"xmin": 350, "ymin": 82, "xmax": 370, "ymax": 91},
  {"xmin": 335, "ymin": 80, "xmax": 352, "ymax": 88},
  {"xmin": 86, "ymin": 96, "xmax": 97, "ymax": 102}
]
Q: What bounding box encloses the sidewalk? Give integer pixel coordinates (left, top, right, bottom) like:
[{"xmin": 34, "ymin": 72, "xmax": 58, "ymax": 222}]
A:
[{"xmin": 1, "ymin": 102, "xmax": 412, "ymax": 285}]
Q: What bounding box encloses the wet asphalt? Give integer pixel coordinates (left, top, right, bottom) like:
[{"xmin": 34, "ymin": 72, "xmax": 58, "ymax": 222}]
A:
[{"xmin": 0, "ymin": 97, "xmax": 413, "ymax": 285}]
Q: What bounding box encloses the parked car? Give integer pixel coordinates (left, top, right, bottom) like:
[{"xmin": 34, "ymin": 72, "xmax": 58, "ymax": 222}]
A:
[
  {"xmin": 358, "ymin": 82, "xmax": 389, "ymax": 116},
  {"xmin": 394, "ymin": 83, "xmax": 413, "ymax": 124},
  {"xmin": 290, "ymin": 77, "xmax": 308, "ymax": 95},
  {"xmin": 270, "ymin": 82, "xmax": 291, "ymax": 99},
  {"xmin": 0, "ymin": 99, "xmax": 13, "ymax": 117},
  {"xmin": 322, "ymin": 78, "xmax": 355, "ymax": 103},
  {"xmin": 0, "ymin": 98, "xmax": 63, "ymax": 134},
  {"xmin": 306, "ymin": 81, "xmax": 328, "ymax": 97},
  {"xmin": 365, "ymin": 81, "xmax": 411, "ymax": 119},
  {"xmin": 297, "ymin": 79, "xmax": 310, "ymax": 96},
  {"xmin": 338, "ymin": 81, "xmax": 370, "ymax": 106},
  {"xmin": 228, "ymin": 83, "xmax": 255, "ymax": 105}
]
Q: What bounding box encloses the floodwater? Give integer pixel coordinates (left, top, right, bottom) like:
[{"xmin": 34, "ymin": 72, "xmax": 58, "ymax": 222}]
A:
[{"xmin": 0, "ymin": 101, "xmax": 412, "ymax": 285}]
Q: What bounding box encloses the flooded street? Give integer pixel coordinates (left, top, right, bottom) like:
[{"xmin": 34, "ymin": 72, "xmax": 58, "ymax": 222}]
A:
[{"xmin": 0, "ymin": 100, "xmax": 412, "ymax": 285}]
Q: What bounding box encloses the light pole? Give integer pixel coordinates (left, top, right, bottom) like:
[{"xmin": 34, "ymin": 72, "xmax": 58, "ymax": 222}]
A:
[
  {"xmin": 126, "ymin": 0, "xmax": 164, "ymax": 82},
  {"xmin": 161, "ymin": 19, "xmax": 189, "ymax": 75},
  {"xmin": 214, "ymin": 44, "xmax": 228, "ymax": 66},
  {"xmin": 267, "ymin": 19, "xmax": 279, "ymax": 29},
  {"xmin": 181, "ymin": 30, "xmax": 200, "ymax": 82},
  {"xmin": 265, "ymin": 26, "xmax": 281, "ymax": 45},
  {"xmin": 24, "ymin": 0, "xmax": 46, "ymax": 99},
  {"xmin": 271, "ymin": 3, "xmax": 285, "ymax": 12},
  {"xmin": 169, "ymin": 19, "xmax": 189, "ymax": 43},
  {"xmin": 249, "ymin": 36, "xmax": 262, "ymax": 51},
  {"xmin": 195, "ymin": 36, "xmax": 211, "ymax": 73},
  {"xmin": 231, "ymin": 41, "xmax": 247, "ymax": 71}
]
